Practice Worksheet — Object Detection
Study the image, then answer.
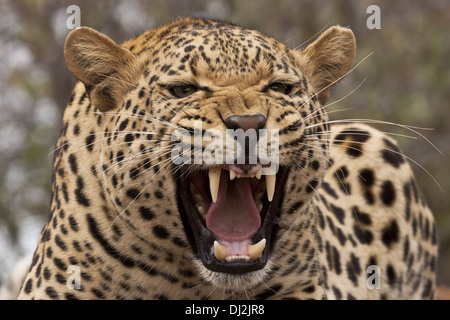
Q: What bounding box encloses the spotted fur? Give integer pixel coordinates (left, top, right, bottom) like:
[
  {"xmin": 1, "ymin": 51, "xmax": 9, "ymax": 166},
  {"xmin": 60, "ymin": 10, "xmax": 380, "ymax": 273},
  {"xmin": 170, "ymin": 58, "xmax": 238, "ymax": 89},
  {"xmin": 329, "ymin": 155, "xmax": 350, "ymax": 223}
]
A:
[{"xmin": 18, "ymin": 18, "xmax": 437, "ymax": 300}]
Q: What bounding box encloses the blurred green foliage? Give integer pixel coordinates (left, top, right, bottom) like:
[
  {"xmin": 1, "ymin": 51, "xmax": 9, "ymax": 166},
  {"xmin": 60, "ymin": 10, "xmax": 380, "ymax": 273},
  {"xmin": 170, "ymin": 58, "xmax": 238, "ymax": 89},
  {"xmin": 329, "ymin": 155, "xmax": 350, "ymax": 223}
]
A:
[{"xmin": 0, "ymin": 0, "xmax": 448, "ymax": 288}]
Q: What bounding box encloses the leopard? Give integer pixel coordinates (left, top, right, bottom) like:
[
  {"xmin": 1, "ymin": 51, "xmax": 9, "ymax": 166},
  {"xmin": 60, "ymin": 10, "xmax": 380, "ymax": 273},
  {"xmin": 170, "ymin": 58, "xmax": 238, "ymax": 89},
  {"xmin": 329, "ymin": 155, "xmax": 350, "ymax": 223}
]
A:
[{"xmin": 17, "ymin": 17, "xmax": 437, "ymax": 300}]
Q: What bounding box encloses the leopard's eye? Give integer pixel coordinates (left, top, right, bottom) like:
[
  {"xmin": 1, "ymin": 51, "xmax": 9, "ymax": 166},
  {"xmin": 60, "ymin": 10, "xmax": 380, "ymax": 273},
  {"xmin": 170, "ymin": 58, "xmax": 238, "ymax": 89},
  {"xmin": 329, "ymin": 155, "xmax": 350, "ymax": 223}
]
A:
[
  {"xmin": 169, "ymin": 85, "xmax": 199, "ymax": 98},
  {"xmin": 267, "ymin": 82, "xmax": 293, "ymax": 95}
]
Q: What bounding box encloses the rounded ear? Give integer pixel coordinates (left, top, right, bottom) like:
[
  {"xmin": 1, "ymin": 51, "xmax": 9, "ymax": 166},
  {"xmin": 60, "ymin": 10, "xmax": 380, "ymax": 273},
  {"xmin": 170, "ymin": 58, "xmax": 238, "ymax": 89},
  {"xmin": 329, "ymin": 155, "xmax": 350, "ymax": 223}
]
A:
[
  {"xmin": 64, "ymin": 27, "xmax": 139, "ymax": 111},
  {"xmin": 298, "ymin": 26, "xmax": 356, "ymax": 105}
]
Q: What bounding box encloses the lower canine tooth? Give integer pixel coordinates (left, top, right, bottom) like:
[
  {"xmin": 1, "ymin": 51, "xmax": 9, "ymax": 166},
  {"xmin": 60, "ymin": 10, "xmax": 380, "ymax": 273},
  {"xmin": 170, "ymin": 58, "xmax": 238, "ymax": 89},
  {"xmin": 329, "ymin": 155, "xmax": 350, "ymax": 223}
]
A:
[
  {"xmin": 213, "ymin": 241, "xmax": 227, "ymax": 262},
  {"xmin": 196, "ymin": 204, "xmax": 206, "ymax": 216},
  {"xmin": 256, "ymin": 201, "xmax": 263, "ymax": 212},
  {"xmin": 247, "ymin": 238, "xmax": 266, "ymax": 260}
]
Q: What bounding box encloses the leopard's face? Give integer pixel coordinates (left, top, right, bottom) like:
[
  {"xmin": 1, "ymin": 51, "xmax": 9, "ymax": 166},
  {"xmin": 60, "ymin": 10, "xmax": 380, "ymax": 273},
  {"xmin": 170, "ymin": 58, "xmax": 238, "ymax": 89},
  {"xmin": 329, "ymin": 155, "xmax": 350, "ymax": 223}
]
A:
[{"xmin": 65, "ymin": 18, "xmax": 355, "ymax": 290}]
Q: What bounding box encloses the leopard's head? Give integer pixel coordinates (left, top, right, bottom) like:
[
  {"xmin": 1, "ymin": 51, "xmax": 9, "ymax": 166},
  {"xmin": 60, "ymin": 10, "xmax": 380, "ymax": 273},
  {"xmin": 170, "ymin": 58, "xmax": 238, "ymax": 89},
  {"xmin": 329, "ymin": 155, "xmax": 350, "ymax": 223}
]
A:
[{"xmin": 64, "ymin": 18, "xmax": 355, "ymax": 290}]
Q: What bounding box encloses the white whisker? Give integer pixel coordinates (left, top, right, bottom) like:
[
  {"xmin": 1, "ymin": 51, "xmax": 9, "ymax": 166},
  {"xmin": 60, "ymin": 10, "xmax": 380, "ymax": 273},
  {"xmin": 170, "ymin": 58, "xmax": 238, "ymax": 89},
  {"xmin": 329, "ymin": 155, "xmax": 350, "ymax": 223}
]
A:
[
  {"xmin": 305, "ymin": 118, "xmax": 442, "ymax": 155},
  {"xmin": 301, "ymin": 77, "xmax": 367, "ymax": 124},
  {"xmin": 306, "ymin": 137, "xmax": 443, "ymax": 191}
]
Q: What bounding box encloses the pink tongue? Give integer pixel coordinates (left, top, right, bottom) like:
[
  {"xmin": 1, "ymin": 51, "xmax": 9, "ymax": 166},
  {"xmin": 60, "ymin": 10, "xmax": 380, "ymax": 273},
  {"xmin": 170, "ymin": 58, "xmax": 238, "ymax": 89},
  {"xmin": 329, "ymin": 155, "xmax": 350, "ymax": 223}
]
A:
[{"xmin": 206, "ymin": 172, "xmax": 260, "ymax": 242}]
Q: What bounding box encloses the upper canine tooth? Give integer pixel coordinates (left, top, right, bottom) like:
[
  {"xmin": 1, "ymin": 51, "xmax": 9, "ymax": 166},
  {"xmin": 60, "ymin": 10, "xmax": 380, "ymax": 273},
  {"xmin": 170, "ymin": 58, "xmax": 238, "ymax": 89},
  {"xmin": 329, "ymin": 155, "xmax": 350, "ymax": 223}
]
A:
[
  {"xmin": 247, "ymin": 239, "xmax": 266, "ymax": 260},
  {"xmin": 209, "ymin": 167, "xmax": 221, "ymax": 203},
  {"xmin": 214, "ymin": 241, "xmax": 227, "ymax": 261},
  {"xmin": 265, "ymin": 174, "xmax": 276, "ymax": 202},
  {"xmin": 230, "ymin": 170, "xmax": 236, "ymax": 180}
]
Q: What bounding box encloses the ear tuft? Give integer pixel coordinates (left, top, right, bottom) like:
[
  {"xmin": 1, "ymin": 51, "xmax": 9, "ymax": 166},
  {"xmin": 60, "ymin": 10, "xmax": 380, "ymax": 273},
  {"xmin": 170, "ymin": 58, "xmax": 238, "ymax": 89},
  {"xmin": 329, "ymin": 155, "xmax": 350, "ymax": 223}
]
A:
[
  {"xmin": 299, "ymin": 26, "xmax": 356, "ymax": 105},
  {"xmin": 64, "ymin": 27, "xmax": 138, "ymax": 111}
]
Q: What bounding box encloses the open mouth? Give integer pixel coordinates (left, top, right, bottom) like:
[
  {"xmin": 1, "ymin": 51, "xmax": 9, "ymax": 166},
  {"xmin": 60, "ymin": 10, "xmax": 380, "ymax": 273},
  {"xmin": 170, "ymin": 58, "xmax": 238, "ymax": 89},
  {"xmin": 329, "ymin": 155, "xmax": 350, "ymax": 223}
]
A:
[{"xmin": 176, "ymin": 164, "xmax": 288, "ymax": 274}]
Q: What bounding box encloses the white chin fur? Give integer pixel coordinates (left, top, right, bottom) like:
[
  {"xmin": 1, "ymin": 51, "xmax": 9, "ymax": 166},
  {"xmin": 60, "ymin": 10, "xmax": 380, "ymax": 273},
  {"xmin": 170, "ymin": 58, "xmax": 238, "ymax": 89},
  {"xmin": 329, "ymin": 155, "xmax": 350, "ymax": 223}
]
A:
[{"xmin": 194, "ymin": 259, "xmax": 273, "ymax": 292}]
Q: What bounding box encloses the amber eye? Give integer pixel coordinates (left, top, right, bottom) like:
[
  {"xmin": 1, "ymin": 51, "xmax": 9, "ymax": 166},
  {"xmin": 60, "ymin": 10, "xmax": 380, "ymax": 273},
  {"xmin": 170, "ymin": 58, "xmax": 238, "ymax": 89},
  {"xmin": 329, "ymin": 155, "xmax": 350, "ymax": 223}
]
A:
[
  {"xmin": 268, "ymin": 82, "xmax": 293, "ymax": 95},
  {"xmin": 169, "ymin": 84, "xmax": 199, "ymax": 98}
]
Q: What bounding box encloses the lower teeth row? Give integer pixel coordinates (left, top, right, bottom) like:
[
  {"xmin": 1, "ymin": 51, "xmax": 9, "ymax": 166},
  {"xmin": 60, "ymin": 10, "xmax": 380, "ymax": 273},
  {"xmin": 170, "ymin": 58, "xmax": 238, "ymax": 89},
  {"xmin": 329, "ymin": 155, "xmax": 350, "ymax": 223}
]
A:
[{"xmin": 225, "ymin": 255, "xmax": 251, "ymax": 262}]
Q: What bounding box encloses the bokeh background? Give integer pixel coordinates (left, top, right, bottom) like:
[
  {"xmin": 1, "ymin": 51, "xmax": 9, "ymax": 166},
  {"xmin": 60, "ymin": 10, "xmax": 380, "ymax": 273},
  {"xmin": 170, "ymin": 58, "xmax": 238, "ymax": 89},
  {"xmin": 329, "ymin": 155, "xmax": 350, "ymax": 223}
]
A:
[{"xmin": 0, "ymin": 0, "xmax": 449, "ymax": 298}]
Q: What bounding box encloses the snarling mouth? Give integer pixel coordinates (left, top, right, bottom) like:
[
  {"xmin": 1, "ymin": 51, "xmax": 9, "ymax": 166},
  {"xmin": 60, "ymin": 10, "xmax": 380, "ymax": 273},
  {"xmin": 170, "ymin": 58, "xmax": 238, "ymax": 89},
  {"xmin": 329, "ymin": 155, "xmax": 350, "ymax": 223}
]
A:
[{"xmin": 176, "ymin": 164, "xmax": 288, "ymax": 274}]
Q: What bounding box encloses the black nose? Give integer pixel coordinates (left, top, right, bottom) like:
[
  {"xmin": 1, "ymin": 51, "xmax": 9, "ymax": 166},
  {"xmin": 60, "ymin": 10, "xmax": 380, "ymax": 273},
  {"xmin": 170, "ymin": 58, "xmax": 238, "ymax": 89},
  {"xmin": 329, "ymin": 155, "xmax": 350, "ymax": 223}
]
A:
[{"xmin": 224, "ymin": 114, "xmax": 266, "ymax": 131}]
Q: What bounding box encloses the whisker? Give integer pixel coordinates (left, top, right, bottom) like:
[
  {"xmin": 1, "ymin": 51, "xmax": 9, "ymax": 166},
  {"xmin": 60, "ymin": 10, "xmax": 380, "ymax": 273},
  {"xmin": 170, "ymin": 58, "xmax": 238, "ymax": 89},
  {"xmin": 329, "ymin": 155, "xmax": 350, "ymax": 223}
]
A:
[
  {"xmin": 110, "ymin": 147, "xmax": 179, "ymax": 182},
  {"xmin": 306, "ymin": 137, "xmax": 443, "ymax": 191},
  {"xmin": 288, "ymin": 142, "xmax": 374, "ymax": 235},
  {"xmin": 309, "ymin": 52, "xmax": 374, "ymax": 103},
  {"xmin": 81, "ymin": 143, "xmax": 177, "ymax": 198},
  {"xmin": 293, "ymin": 52, "xmax": 373, "ymax": 116},
  {"xmin": 94, "ymin": 72, "xmax": 135, "ymax": 87},
  {"xmin": 292, "ymin": 22, "xmax": 330, "ymax": 50},
  {"xmin": 301, "ymin": 77, "xmax": 367, "ymax": 123},
  {"xmin": 108, "ymin": 156, "xmax": 178, "ymax": 228},
  {"xmin": 97, "ymin": 111, "xmax": 192, "ymax": 133},
  {"xmin": 305, "ymin": 118, "xmax": 442, "ymax": 155},
  {"xmin": 98, "ymin": 139, "xmax": 173, "ymax": 151},
  {"xmin": 304, "ymin": 129, "xmax": 419, "ymax": 141},
  {"xmin": 303, "ymin": 108, "xmax": 354, "ymax": 124},
  {"xmin": 47, "ymin": 126, "xmax": 173, "ymax": 157},
  {"xmin": 101, "ymin": 146, "xmax": 175, "ymax": 180}
]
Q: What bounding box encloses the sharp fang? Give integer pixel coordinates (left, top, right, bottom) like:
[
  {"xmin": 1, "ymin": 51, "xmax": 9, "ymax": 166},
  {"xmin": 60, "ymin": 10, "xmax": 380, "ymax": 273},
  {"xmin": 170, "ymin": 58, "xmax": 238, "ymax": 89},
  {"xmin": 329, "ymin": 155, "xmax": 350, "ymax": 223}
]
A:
[
  {"xmin": 230, "ymin": 170, "xmax": 236, "ymax": 180},
  {"xmin": 214, "ymin": 241, "xmax": 227, "ymax": 262},
  {"xmin": 265, "ymin": 174, "xmax": 276, "ymax": 202},
  {"xmin": 209, "ymin": 167, "xmax": 221, "ymax": 203},
  {"xmin": 196, "ymin": 204, "xmax": 206, "ymax": 216},
  {"xmin": 247, "ymin": 239, "xmax": 266, "ymax": 260},
  {"xmin": 256, "ymin": 169, "xmax": 261, "ymax": 180}
]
